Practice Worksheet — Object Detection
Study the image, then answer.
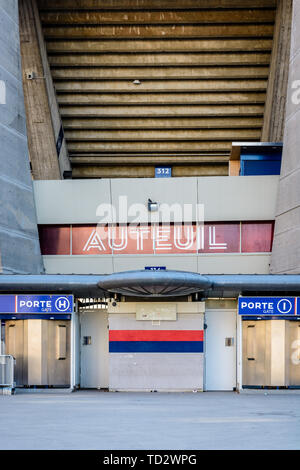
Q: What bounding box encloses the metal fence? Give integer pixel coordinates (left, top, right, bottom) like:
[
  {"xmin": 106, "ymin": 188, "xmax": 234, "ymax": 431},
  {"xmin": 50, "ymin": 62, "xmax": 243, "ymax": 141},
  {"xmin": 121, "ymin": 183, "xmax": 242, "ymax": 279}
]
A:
[{"xmin": 0, "ymin": 355, "xmax": 14, "ymax": 388}]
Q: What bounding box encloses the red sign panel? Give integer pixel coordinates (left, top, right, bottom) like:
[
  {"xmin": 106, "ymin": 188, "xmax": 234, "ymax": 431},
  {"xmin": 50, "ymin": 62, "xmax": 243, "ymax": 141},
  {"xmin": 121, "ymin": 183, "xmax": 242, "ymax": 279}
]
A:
[
  {"xmin": 38, "ymin": 222, "xmax": 275, "ymax": 256},
  {"xmin": 38, "ymin": 225, "xmax": 70, "ymax": 255},
  {"xmin": 241, "ymin": 221, "xmax": 274, "ymax": 253},
  {"xmin": 198, "ymin": 222, "xmax": 240, "ymax": 254}
]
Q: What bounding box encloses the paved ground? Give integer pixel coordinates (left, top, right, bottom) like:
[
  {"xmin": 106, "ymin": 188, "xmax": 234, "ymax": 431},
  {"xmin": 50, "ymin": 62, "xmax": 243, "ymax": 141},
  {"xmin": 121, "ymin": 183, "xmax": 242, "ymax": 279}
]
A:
[{"xmin": 0, "ymin": 390, "xmax": 299, "ymax": 450}]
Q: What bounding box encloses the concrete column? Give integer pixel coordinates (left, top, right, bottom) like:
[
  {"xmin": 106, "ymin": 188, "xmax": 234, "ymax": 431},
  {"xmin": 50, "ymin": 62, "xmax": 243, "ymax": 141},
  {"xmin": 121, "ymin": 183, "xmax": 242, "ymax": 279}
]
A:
[
  {"xmin": 0, "ymin": 0, "xmax": 44, "ymax": 274},
  {"xmin": 19, "ymin": 0, "xmax": 61, "ymax": 180},
  {"xmin": 262, "ymin": 0, "xmax": 293, "ymax": 142},
  {"xmin": 271, "ymin": 0, "xmax": 300, "ymax": 274}
]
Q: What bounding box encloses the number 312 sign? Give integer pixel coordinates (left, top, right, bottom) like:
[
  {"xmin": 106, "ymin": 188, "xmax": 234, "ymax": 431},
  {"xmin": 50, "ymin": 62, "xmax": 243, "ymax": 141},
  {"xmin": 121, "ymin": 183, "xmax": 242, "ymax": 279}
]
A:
[{"xmin": 155, "ymin": 167, "xmax": 172, "ymax": 178}]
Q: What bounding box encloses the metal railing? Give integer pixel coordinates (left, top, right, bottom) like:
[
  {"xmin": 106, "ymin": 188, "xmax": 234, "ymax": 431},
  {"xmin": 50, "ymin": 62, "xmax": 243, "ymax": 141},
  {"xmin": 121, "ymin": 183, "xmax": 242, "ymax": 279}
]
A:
[{"xmin": 0, "ymin": 355, "xmax": 14, "ymax": 389}]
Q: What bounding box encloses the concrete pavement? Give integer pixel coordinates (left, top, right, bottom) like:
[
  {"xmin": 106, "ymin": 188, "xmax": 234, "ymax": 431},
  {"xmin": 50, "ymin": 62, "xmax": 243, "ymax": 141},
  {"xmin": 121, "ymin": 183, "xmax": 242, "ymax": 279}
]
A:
[{"xmin": 0, "ymin": 390, "xmax": 299, "ymax": 450}]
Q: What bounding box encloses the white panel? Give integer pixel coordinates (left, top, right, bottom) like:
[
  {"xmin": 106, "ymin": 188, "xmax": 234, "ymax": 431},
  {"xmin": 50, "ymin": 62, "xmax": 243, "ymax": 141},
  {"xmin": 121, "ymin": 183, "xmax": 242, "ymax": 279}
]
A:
[
  {"xmin": 112, "ymin": 254, "xmax": 198, "ymax": 273},
  {"xmin": 111, "ymin": 177, "xmax": 198, "ymax": 223},
  {"xmin": 56, "ymin": 325, "xmax": 67, "ymax": 360},
  {"xmin": 42, "ymin": 253, "xmax": 271, "ymax": 275},
  {"xmin": 198, "ymin": 175, "xmax": 278, "ymax": 221},
  {"xmin": 197, "ymin": 254, "xmax": 271, "ymax": 274},
  {"xmin": 109, "ymin": 354, "xmax": 203, "ymax": 391},
  {"xmin": 270, "ymin": 320, "xmax": 285, "ymax": 386},
  {"xmin": 27, "ymin": 320, "xmax": 42, "ymax": 386},
  {"xmin": 80, "ymin": 311, "xmax": 109, "ymax": 388},
  {"xmin": 33, "ymin": 176, "xmax": 278, "ymax": 225},
  {"xmin": 33, "ymin": 180, "xmax": 111, "ymax": 224},
  {"xmin": 136, "ymin": 303, "xmax": 177, "ymax": 321},
  {"xmin": 109, "ymin": 313, "xmax": 204, "ymax": 330},
  {"xmin": 108, "ymin": 302, "xmax": 205, "ymax": 315},
  {"xmin": 42, "ymin": 255, "xmax": 114, "ymax": 274},
  {"xmin": 205, "ymin": 310, "xmax": 237, "ymax": 391}
]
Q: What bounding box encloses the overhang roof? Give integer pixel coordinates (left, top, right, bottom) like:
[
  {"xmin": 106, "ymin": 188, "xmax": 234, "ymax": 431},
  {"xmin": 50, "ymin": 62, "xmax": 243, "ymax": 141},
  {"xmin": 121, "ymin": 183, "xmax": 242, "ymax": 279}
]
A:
[{"xmin": 0, "ymin": 271, "xmax": 300, "ymax": 298}]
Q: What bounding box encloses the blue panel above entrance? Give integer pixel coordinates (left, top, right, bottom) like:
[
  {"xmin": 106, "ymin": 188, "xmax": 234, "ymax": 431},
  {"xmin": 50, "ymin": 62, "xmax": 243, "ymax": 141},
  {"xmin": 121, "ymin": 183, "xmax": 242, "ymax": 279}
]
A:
[{"xmin": 0, "ymin": 294, "xmax": 74, "ymax": 316}]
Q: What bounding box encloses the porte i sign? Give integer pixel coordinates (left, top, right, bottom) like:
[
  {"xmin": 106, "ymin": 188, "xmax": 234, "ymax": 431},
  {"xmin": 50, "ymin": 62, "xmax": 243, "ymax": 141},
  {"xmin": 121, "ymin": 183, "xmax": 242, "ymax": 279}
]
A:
[{"xmin": 239, "ymin": 297, "xmax": 299, "ymax": 316}]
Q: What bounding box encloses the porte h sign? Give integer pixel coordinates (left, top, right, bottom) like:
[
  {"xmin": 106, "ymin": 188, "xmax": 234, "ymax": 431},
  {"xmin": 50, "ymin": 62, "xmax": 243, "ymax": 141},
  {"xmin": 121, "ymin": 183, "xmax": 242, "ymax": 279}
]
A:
[
  {"xmin": 239, "ymin": 297, "xmax": 299, "ymax": 316},
  {"xmin": 0, "ymin": 295, "xmax": 74, "ymax": 314}
]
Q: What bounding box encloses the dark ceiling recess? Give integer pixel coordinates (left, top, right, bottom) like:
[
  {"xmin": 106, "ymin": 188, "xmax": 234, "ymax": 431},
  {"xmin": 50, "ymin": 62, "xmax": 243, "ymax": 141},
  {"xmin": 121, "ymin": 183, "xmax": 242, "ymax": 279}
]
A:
[{"xmin": 38, "ymin": 0, "xmax": 276, "ymax": 178}]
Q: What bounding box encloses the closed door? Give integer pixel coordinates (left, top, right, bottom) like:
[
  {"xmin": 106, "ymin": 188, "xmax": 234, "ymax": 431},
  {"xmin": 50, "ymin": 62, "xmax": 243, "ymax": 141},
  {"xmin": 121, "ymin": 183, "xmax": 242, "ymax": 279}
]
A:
[
  {"xmin": 5, "ymin": 321, "xmax": 25, "ymax": 386},
  {"xmin": 205, "ymin": 310, "xmax": 237, "ymax": 391},
  {"xmin": 242, "ymin": 321, "xmax": 266, "ymax": 386},
  {"xmin": 47, "ymin": 321, "xmax": 71, "ymax": 386},
  {"xmin": 80, "ymin": 311, "xmax": 109, "ymax": 388},
  {"xmin": 286, "ymin": 321, "xmax": 300, "ymax": 386}
]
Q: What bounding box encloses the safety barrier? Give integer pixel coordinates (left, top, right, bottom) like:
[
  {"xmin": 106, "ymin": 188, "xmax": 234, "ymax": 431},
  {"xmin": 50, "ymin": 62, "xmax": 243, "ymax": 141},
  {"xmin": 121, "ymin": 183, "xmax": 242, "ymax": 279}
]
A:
[{"xmin": 0, "ymin": 355, "xmax": 14, "ymax": 392}]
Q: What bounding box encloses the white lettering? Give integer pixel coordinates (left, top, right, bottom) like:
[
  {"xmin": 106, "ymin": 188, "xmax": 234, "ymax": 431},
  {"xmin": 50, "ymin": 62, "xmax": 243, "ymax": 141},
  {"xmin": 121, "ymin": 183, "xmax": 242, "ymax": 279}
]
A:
[
  {"xmin": 292, "ymin": 80, "xmax": 300, "ymax": 105},
  {"xmin": 291, "ymin": 340, "xmax": 300, "ymax": 366},
  {"xmin": 209, "ymin": 226, "xmax": 227, "ymax": 250},
  {"xmin": 174, "ymin": 225, "xmax": 194, "ymax": 250},
  {"xmin": 108, "ymin": 226, "xmax": 128, "ymax": 251},
  {"xmin": 84, "ymin": 229, "xmax": 106, "ymax": 252},
  {"xmin": 155, "ymin": 227, "xmax": 172, "ymax": 250}
]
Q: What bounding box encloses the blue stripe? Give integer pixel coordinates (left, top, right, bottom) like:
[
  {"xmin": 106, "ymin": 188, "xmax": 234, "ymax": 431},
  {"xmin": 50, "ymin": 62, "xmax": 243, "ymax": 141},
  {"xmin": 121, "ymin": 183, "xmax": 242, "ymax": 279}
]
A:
[{"xmin": 109, "ymin": 341, "xmax": 203, "ymax": 353}]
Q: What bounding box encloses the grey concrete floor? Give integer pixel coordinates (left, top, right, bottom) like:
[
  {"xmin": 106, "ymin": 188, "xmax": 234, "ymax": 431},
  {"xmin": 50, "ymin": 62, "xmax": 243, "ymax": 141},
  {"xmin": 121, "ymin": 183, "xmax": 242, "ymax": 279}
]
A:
[{"xmin": 0, "ymin": 390, "xmax": 299, "ymax": 450}]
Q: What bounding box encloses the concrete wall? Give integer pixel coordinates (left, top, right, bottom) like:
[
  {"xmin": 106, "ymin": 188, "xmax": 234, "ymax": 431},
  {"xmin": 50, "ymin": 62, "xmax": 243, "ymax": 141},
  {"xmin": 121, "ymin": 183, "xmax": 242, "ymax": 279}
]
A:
[
  {"xmin": 0, "ymin": 0, "xmax": 43, "ymax": 274},
  {"xmin": 34, "ymin": 176, "xmax": 277, "ymax": 275},
  {"xmin": 271, "ymin": 0, "xmax": 300, "ymax": 274}
]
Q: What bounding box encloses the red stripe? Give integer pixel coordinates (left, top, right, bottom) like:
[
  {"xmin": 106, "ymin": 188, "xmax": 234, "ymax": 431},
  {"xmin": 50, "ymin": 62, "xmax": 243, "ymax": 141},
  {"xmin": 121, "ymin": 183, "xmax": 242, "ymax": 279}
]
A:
[{"xmin": 109, "ymin": 330, "xmax": 203, "ymax": 342}]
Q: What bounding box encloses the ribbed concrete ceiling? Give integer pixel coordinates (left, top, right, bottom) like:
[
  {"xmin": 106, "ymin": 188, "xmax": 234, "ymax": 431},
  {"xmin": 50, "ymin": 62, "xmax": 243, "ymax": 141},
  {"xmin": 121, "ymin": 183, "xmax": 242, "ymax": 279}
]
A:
[{"xmin": 38, "ymin": 0, "xmax": 276, "ymax": 178}]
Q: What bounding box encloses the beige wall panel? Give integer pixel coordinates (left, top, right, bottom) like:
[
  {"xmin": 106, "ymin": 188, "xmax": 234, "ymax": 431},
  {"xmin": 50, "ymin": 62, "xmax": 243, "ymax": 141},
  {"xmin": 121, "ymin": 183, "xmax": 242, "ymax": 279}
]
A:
[
  {"xmin": 198, "ymin": 176, "xmax": 278, "ymax": 221},
  {"xmin": 112, "ymin": 255, "xmax": 198, "ymax": 274},
  {"xmin": 52, "ymin": 66, "xmax": 270, "ymax": 80},
  {"xmin": 55, "ymin": 80, "xmax": 268, "ymax": 93},
  {"xmin": 51, "ymin": 54, "xmax": 270, "ymax": 68},
  {"xmin": 40, "ymin": 10, "xmax": 275, "ymax": 25},
  {"xmin": 42, "ymin": 24, "xmax": 274, "ymax": 40},
  {"xmin": 60, "ymin": 104, "xmax": 265, "ymax": 118},
  {"xmin": 47, "ymin": 39, "xmax": 273, "ymax": 54},
  {"xmin": 62, "ymin": 117, "xmax": 263, "ymax": 130},
  {"xmin": 33, "ymin": 179, "xmax": 111, "ymax": 224},
  {"xmin": 197, "ymin": 254, "xmax": 271, "ymax": 275},
  {"xmin": 38, "ymin": 0, "xmax": 277, "ymax": 9},
  {"xmin": 42, "ymin": 254, "xmax": 270, "ymax": 275},
  {"xmin": 42, "ymin": 256, "xmax": 114, "ymax": 275},
  {"xmin": 65, "ymin": 129, "xmax": 261, "ymax": 141}
]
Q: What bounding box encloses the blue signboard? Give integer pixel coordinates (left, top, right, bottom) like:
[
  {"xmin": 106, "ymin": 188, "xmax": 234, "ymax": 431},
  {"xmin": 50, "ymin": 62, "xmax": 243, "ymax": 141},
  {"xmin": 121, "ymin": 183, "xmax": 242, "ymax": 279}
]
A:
[
  {"xmin": 239, "ymin": 297, "xmax": 298, "ymax": 316},
  {"xmin": 0, "ymin": 295, "xmax": 73, "ymax": 315},
  {"xmin": 145, "ymin": 266, "xmax": 167, "ymax": 271},
  {"xmin": 155, "ymin": 166, "xmax": 172, "ymax": 178}
]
